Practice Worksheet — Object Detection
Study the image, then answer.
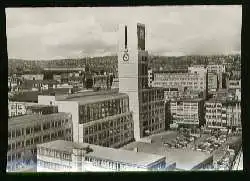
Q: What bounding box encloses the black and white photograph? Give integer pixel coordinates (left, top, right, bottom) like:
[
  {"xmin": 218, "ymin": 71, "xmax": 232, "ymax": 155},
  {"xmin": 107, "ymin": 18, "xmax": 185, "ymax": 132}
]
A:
[{"xmin": 6, "ymin": 5, "xmax": 242, "ymax": 172}]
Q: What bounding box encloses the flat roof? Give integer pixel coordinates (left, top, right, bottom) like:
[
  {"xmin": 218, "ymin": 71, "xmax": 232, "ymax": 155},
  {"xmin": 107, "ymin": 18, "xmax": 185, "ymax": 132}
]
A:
[
  {"xmin": 26, "ymin": 104, "xmax": 57, "ymax": 108},
  {"xmin": 122, "ymin": 141, "xmax": 212, "ymax": 170},
  {"xmin": 61, "ymin": 92, "xmax": 128, "ymax": 105},
  {"xmin": 206, "ymin": 98, "xmax": 240, "ymax": 104},
  {"xmin": 38, "ymin": 140, "xmax": 165, "ymax": 167},
  {"xmin": 171, "ymin": 98, "xmax": 204, "ymax": 102},
  {"xmin": 8, "ymin": 112, "xmax": 70, "ymax": 128}
]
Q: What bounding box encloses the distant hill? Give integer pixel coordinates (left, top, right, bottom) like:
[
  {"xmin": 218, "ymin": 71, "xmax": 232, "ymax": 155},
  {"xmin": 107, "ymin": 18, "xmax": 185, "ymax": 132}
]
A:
[{"xmin": 8, "ymin": 54, "xmax": 240, "ymax": 75}]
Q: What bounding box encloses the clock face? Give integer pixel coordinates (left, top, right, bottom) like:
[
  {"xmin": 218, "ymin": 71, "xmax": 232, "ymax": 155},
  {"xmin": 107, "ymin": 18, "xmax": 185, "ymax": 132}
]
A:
[{"xmin": 123, "ymin": 52, "xmax": 129, "ymax": 61}]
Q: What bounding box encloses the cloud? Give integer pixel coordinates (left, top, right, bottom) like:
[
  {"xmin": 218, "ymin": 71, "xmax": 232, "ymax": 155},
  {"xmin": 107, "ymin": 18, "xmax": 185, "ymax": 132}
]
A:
[{"xmin": 6, "ymin": 6, "xmax": 241, "ymax": 60}]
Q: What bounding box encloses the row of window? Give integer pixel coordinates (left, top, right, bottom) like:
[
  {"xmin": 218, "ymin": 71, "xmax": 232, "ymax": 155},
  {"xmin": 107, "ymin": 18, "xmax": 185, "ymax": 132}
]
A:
[
  {"xmin": 38, "ymin": 148, "xmax": 71, "ymax": 161},
  {"xmin": 78, "ymin": 99, "xmax": 129, "ymax": 124},
  {"xmin": 84, "ymin": 118, "xmax": 132, "ymax": 135},
  {"xmin": 83, "ymin": 130, "xmax": 133, "ymax": 147},
  {"xmin": 84, "ymin": 156, "xmax": 145, "ymax": 171},
  {"xmin": 8, "ymin": 129, "xmax": 71, "ymax": 152},
  {"xmin": 8, "ymin": 119, "xmax": 70, "ymax": 139},
  {"xmin": 10, "ymin": 104, "xmax": 24, "ymax": 110},
  {"xmin": 37, "ymin": 159, "xmax": 71, "ymax": 170}
]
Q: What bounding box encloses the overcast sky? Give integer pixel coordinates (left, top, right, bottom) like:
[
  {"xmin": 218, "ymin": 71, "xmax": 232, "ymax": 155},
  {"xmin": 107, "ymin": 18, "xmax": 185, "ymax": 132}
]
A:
[{"xmin": 6, "ymin": 6, "xmax": 241, "ymax": 60}]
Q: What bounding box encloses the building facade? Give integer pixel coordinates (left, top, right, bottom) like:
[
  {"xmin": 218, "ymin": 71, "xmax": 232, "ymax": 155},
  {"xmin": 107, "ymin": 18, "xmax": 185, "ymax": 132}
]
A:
[
  {"xmin": 208, "ymin": 72, "xmax": 218, "ymax": 92},
  {"xmin": 205, "ymin": 99, "xmax": 241, "ymax": 129},
  {"xmin": 55, "ymin": 92, "xmax": 134, "ymax": 148},
  {"xmin": 8, "ymin": 101, "xmax": 38, "ymax": 118},
  {"xmin": 227, "ymin": 79, "xmax": 241, "ymax": 90},
  {"xmin": 118, "ymin": 23, "xmax": 166, "ymax": 140},
  {"xmin": 8, "ymin": 75, "xmax": 23, "ymax": 92},
  {"xmin": 21, "ymin": 74, "xmax": 44, "ymax": 81},
  {"xmin": 26, "ymin": 105, "xmax": 58, "ymax": 115},
  {"xmin": 7, "ymin": 113, "xmax": 72, "ymax": 172},
  {"xmin": 148, "ymin": 69, "xmax": 153, "ymax": 87},
  {"xmin": 152, "ymin": 68, "xmax": 207, "ymax": 99},
  {"xmin": 93, "ymin": 75, "xmax": 111, "ymax": 90},
  {"xmin": 170, "ymin": 98, "xmax": 205, "ymax": 127},
  {"xmin": 37, "ymin": 140, "xmax": 167, "ymax": 172},
  {"xmin": 206, "ymin": 64, "xmax": 226, "ymax": 89}
]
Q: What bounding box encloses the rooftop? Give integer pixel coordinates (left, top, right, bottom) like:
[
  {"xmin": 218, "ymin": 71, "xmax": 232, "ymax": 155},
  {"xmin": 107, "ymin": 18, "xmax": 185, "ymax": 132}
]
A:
[
  {"xmin": 61, "ymin": 91, "xmax": 128, "ymax": 105},
  {"xmin": 171, "ymin": 98, "xmax": 204, "ymax": 102},
  {"xmin": 206, "ymin": 98, "xmax": 240, "ymax": 104},
  {"xmin": 38, "ymin": 140, "xmax": 166, "ymax": 167},
  {"xmin": 8, "ymin": 112, "xmax": 70, "ymax": 128},
  {"xmin": 122, "ymin": 141, "xmax": 212, "ymax": 170},
  {"xmin": 26, "ymin": 104, "xmax": 57, "ymax": 108}
]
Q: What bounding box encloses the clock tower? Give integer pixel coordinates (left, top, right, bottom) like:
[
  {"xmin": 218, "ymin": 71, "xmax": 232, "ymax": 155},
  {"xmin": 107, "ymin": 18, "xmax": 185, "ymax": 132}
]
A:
[{"xmin": 118, "ymin": 23, "xmax": 149, "ymax": 141}]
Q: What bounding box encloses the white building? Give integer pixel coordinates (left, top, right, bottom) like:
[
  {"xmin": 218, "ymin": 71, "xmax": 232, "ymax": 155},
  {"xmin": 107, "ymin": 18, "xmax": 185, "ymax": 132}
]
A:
[
  {"xmin": 170, "ymin": 98, "xmax": 205, "ymax": 127},
  {"xmin": 148, "ymin": 69, "xmax": 153, "ymax": 87},
  {"xmin": 21, "ymin": 74, "xmax": 44, "ymax": 80},
  {"xmin": 118, "ymin": 23, "xmax": 166, "ymax": 140},
  {"xmin": 8, "ymin": 101, "xmax": 38, "ymax": 118},
  {"xmin": 7, "ymin": 113, "xmax": 72, "ymax": 172},
  {"xmin": 205, "ymin": 99, "xmax": 241, "ymax": 129},
  {"xmin": 37, "ymin": 140, "xmax": 167, "ymax": 172}
]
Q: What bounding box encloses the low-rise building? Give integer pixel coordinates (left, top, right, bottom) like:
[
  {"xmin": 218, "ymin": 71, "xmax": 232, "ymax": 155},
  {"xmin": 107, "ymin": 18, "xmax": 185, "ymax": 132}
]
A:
[
  {"xmin": 37, "ymin": 140, "xmax": 168, "ymax": 172},
  {"xmin": 122, "ymin": 141, "xmax": 213, "ymax": 171},
  {"xmin": 7, "ymin": 113, "xmax": 72, "ymax": 172},
  {"xmin": 21, "ymin": 80, "xmax": 59, "ymax": 91}
]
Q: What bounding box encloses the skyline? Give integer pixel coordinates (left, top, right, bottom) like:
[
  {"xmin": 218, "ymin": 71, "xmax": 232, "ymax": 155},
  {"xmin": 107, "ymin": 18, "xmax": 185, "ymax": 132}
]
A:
[{"xmin": 6, "ymin": 6, "xmax": 241, "ymax": 60}]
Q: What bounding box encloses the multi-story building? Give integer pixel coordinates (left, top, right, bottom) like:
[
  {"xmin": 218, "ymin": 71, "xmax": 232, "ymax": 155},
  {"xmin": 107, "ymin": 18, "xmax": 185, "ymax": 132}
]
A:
[
  {"xmin": 7, "ymin": 113, "xmax": 72, "ymax": 172},
  {"xmin": 53, "ymin": 91, "xmax": 134, "ymax": 148},
  {"xmin": 93, "ymin": 75, "xmax": 111, "ymax": 90},
  {"xmin": 170, "ymin": 98, "xmax": 205, "ymax": 127},
  {"xmin": 118, "ymin": 23, "xmax": 166, "ymax": 140},
  {"xmin": 208, "ymin": 72, "xmax": 218, "ymax": 92},
  {"xmin": 152, "ymin": 67, "xmax": 208, "ymax": 99},
  {"xmin": 163, "ymin": 88, "xmax": 180, "ymax": 101},
  {"xmin": 205, "ymin": 99, "xmax": 241, "ymax": 129},
  {"xmin": 36, "ymin": 140, "xmax": 168, "ymax": 172},
  {"xmin": 8, "ymin": 101, "xmax": 38, "ymax": 118},
  {"xmin": 206, "ymin": 64, "xmax": 226, "ymax": 74},
  {"xmin": 163, "ymin": 88, "xmax": 200, "ymax": 101},
  {"xmin": 206, "ymin": 64, "xmax": 226, "ymax": 89}
]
